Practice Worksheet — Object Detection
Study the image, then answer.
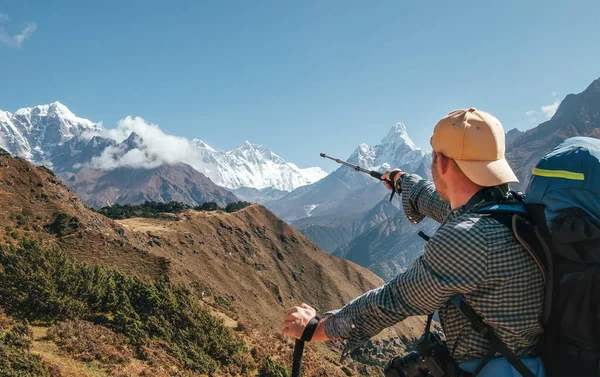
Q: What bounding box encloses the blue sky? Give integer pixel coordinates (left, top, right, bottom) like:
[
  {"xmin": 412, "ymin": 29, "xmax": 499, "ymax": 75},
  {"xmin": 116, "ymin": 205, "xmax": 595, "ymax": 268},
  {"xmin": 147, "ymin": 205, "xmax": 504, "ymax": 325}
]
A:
[{"xmin": 1, "ymin": 1, "xmax": 599, "ymax": 171}]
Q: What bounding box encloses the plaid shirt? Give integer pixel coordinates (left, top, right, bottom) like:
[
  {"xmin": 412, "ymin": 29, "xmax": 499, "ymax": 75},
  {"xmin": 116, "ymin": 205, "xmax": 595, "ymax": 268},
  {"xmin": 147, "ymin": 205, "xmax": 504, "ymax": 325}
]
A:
[{"xmin": 324, "ymin": 174, "xmax": 545, "ymax": 363}]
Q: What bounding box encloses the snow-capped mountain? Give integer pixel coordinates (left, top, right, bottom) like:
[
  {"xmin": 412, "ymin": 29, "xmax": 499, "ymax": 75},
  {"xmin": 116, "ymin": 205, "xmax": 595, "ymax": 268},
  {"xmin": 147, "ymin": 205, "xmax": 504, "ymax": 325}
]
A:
[
  {"xmin": 266, "ymin": 122, "xmax": 431, "ymax": 223},
  {"xmin": 191, "ymin": 139, "xmax": 327, "ymax": 191},
  {"xmin": 347, "ymin": 122, "xmax": 429, "ymax": 175},
  {"xmin": 0, "ymin": 102, "xmax": 327, "ymax": 195},
  {"xmin": 0, "ymin": 102, "xmax": 101, "ymax": 162}
]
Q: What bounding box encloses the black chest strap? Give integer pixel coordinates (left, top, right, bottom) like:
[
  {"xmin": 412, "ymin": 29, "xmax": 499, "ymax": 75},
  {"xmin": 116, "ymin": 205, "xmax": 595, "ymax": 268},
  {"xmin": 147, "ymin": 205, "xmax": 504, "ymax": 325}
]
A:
[{"xmin": 450, "ymin": 295, "xmax": 537, "ymax": 377}]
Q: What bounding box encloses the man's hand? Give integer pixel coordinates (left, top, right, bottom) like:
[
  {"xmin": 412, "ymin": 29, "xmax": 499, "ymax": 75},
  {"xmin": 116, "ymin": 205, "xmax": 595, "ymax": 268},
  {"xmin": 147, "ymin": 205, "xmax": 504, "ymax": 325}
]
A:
[
  {"xmin": 282, "ymin": 304, "xmax": 330, "ymax": 342},
  {"xmin": 381, "ymin": 169, "xmax": 404, "ymax": 190}
]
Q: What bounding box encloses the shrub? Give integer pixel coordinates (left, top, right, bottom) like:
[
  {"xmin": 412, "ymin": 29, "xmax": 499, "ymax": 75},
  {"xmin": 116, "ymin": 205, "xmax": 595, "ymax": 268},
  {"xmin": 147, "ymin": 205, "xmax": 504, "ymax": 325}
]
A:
[
  {"xmin": 97, "ymin": 200, "xmax": 252, "ymax": 220},
  {"xmin": 0, "ymin": 239, "xmax": 246, "ymax": 374},
  {"xmin": 0, "ymin": 320, "xmax": 54, "ymax": 377},
  {"xmin": 225, "ymin": 201, "xmax": 251, "ymax": 213},
  {"xmin": 259, "ymin": 356, "xmax": 289, "ymax": 377},
  {"xmin": 47, "ymin": 320, "xmax": 132, "ymax": 365},
  {"xmin": 44, "ymin": 212, "xmax": 80, "ymax": 237},
  {"xmin": 3, "ymin": 322, "xmax": 32, "ymax": 350}
]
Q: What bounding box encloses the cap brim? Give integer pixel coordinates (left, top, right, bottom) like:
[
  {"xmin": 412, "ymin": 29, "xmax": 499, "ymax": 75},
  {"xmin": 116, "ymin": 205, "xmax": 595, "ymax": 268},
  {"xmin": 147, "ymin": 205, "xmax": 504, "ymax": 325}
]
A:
[{"xmin": 454, "ymin": 158, "xmax": 519, "ymax": 187}]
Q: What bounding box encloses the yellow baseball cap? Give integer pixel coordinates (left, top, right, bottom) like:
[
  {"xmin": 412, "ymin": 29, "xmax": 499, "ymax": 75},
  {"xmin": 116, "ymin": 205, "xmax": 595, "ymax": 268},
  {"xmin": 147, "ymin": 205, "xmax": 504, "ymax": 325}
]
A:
[{"xmin": 430, "ymin": 108, "xmax": 518, "ymax": 187}]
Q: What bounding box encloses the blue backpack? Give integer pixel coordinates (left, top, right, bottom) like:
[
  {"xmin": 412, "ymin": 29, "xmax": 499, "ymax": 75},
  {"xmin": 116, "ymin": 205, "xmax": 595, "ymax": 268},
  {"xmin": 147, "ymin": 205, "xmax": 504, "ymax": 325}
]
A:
[
  {"xmin": 453, "ymin": 137, "xmax": 600, "ymax": 377},
  {"xmin": 522, "ymin": 137, "xmax": 600, "ymax": 377}
]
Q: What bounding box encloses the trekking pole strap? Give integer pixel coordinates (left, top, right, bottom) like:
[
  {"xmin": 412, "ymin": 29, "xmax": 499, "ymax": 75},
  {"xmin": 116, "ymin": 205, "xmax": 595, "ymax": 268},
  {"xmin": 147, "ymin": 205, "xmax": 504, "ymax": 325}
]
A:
[
  {"xmin": 449, "ymin": 295, "xmax": 536, "ymax": 377},
  {"xmin": 300, "ymin": 316, "xmax": 321, "ymax": 342}
]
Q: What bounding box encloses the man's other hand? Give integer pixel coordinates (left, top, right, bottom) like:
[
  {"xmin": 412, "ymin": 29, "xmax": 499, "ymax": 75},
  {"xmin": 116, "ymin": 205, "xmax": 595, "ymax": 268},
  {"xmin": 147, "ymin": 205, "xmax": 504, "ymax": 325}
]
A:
[
  {"xmin": 381, "ymin": 169, "xmax": 404, "ymax": 190},
  {"xmin": 281, "ymin": 303, "xmax": 317, "ymax": 340}
]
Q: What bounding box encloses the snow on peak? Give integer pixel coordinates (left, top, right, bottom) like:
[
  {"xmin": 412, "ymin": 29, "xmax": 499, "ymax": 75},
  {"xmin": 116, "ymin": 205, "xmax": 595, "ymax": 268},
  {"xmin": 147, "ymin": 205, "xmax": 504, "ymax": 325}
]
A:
[
  {"xmin": 339, "ymin": 122, "xmax": 429, "ymax": 180},
  {"xmin": 381, "ymin": 122, "xmax": 418, "ymax": 150},
  {"xmin": 16, "ymin": 101, "xmax": 73, "ymax": 118},
  {"xmin": 192, "ymin": 139, "xmax": 216, "ymax": 152},
  {"xmin": 190, "ymin": 139, "xmax": 327, "ymax": 191},
  {"xmin": 1, "ymin": 102, "xmax": 102, "ymax": 162}
]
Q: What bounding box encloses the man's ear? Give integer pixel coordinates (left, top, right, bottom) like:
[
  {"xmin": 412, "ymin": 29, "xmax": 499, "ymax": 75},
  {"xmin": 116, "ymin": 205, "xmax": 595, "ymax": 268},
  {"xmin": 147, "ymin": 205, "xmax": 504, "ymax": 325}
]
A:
[{"xmin": 437, "ymin": 153, "xmax": 450, "ymax": 174}]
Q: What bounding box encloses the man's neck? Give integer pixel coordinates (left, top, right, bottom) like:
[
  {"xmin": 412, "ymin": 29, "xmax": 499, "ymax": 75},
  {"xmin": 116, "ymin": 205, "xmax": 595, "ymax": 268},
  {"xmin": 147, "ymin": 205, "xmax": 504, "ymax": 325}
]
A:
[{"xmin": 449, "ymin": 186, "xmax": 484, "ymax": 209}]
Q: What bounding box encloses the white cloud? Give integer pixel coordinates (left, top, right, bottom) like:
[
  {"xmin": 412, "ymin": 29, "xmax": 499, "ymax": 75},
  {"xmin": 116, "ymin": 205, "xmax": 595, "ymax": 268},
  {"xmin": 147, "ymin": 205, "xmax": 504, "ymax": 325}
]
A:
[
  {"xmin": 541, "ymin": 99, "xmax": 560, "ymax": 119},
  {"xmin": 87, "ymin": 116, "xmax": 205, "ymax": 171},
  {"xmin": 0, "ymin": 11, "xmax": 36, "ymax": 48},
  {"xmin": 14, "ymin": 22, "xmax": 36, "ymax": 47},
  {"xmin": 525, "ymin": 97, "xmax": 561, "ymax": 123}
]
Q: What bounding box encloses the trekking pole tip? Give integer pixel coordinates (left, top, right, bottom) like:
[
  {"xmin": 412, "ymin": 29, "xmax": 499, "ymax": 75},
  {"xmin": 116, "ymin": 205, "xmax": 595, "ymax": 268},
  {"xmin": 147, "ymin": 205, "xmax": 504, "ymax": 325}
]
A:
[{"xmin": 319, "ymin": 153, "xmax": 326, "ymax": 158}]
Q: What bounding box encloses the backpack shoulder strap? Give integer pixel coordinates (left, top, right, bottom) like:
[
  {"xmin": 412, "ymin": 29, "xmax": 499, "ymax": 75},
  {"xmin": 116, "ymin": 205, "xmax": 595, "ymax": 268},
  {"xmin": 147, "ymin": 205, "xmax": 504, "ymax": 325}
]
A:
[
  {"xmin": 477, "ymin": 203, "xmax": 554, "ymax": 324},
  {"xmin": 450, "ymin": 295, "xmax": 537, "ymax": 377}
]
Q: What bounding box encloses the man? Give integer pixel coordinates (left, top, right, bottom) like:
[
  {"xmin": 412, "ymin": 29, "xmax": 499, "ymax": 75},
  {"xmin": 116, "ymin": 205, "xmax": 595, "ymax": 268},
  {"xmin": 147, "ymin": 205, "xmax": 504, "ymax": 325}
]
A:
[{"xmin": 282, "ymin": 108, "xmax": 546, "ymax": 376}]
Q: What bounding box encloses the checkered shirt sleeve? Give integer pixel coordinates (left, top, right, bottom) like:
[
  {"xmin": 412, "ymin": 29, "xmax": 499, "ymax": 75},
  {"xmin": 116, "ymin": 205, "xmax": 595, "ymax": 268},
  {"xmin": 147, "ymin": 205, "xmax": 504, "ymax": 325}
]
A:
[{"xmin": 324, "ymin": 175, "xmax": 544, "ymax": 363}]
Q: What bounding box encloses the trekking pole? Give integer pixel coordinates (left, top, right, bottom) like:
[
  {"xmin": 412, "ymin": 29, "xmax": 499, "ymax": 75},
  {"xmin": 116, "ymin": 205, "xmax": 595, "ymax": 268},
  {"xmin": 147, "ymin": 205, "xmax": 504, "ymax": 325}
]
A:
[
  {"xmin": 319, "ymin": 153, "xmax": 399, "ymax": 201},
  {"xmin": 292, "ymin": 340, "xmax": 304, "ymax": 377}
]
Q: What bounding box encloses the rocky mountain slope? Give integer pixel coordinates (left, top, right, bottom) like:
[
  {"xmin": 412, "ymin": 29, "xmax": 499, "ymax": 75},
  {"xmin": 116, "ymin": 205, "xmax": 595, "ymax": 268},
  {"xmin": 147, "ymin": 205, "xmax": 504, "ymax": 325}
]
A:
[
  {"xmin": 66, "ymin": 162, "xmax": 238, "ymax": 208},
  {"xmin": 505, "ymin": 128, "xmax": 524, "ymax": 144},
  {"xmin": 507, "ymin": 77, "xmax": 600, "ymax": 190},
  {"xmin": 0, "ymin": 150, "xmax": 424, "ymax": 376}
]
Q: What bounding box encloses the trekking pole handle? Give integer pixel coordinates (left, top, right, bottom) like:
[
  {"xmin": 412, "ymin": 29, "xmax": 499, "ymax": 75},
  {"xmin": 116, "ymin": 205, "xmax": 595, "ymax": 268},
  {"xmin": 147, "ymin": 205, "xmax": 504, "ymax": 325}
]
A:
[
  {"xmin": 292, "ymin": 340, "xmax": 305, "ymax": 377},
  {"xmin": 319, "ymin": 152, "xmax": 399, "ymax": 201}
]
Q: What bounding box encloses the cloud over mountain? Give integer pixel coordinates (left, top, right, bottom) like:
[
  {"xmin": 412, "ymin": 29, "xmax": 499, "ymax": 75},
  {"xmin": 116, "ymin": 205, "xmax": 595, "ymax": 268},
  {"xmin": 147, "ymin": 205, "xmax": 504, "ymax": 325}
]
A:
[{"xmin": 85, "ymin": 116, "xmax": 203, "ymax": 170}]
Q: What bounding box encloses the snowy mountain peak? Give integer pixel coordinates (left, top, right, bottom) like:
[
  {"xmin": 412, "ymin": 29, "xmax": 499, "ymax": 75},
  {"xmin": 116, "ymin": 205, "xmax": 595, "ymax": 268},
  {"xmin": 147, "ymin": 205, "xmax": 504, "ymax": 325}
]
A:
[
  {"xmin": 338, "ymin": 122, "xmax": 430, "ymax": 183},
  {"xmin": 0, "ymin": 110, "xmax": 11, "ymax": 123},
  {"xmin": 124, "ymin": 132, "xmax": 144, "ymax": 149},
  {"xmin": 236, "ymin": 140, "xmax": 264, "ymax": 152},
  {"xmin": 15, "ymin": 101, "xmax": 74, "ymax": 118},
  {"xmin": 192, "ymin": 139, "xmax": 216, "ymax": 152},
  {"xmin": 191, "ymin": 139, "xmax": 327, "ymax": 191},
  {"xmin": 1, "ymin": 102, "xmax": 101, "ymax": 161},
  {"xmin": 381, "ymin": 122, "xmax": 418, "ymax": 150}
]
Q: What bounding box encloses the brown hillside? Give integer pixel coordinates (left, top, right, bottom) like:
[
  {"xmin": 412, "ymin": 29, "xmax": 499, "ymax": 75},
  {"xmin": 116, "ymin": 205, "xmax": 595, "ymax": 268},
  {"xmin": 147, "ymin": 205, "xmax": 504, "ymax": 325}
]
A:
[
  {"xmin": 117, "ymin": 204, "xmax": 428, "ymax": 375},
  {"xmin": 118, "ymin": 205, "xmax": 383, "ymax": 328},
  {"xmin": 0, "ymin": 151, "xmax": 166, "ymax": 280}
]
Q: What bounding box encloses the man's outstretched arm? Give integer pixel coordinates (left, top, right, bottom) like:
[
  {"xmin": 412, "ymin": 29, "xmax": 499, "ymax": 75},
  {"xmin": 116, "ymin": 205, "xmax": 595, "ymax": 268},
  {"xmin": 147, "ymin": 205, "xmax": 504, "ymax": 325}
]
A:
[
  {"xmin": 281, "ymin": 221, "xmax": 488, "ymax": 353},
  {"xmin": 381, "ymin": 170, "xmax": 451, "ymax": 224}
]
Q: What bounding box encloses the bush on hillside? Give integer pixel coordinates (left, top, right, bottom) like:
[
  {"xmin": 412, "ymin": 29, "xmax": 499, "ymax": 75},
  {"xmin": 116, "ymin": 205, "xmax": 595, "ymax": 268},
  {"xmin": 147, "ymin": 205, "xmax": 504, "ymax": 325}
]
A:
[
  {"xmin": 259, "ymin": 356, "xmax": 289, "ymax": 377},
  {"xmin": 0, "ymin": 320, "xmax": 55, "ymax": 377},
  {"xmin": 44, "ymin": 212, "xmax": 80, "ymax": 237},
  {"xmin": 0, "ymin": 239, "xmax": 247, "ymax": 374},
  {"xmin": 47, "ymin": 320, "xmax": 132, "ymax": 365},
  {"xmin": 97, "ymin": 200, "xmax": 252, "ymax": 220}
]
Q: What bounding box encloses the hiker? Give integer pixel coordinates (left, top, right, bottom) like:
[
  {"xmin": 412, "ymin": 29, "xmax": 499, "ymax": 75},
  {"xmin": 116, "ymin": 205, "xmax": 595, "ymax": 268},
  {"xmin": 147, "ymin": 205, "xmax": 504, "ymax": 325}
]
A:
[{"xmin": 282, "ymin": 108, "xmax": 546, "ymax": 376}]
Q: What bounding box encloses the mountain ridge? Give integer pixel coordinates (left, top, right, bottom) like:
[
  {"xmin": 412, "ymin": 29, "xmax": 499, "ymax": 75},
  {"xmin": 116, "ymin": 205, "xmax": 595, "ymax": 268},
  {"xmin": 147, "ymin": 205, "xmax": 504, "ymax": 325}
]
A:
[
  {"xmin": 0, "ymin": 102, "xmax": 327, "ymax": 195},
  {"xmin": 507, "ymin": 77, "xmax": 600, "ymax": 190}
]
